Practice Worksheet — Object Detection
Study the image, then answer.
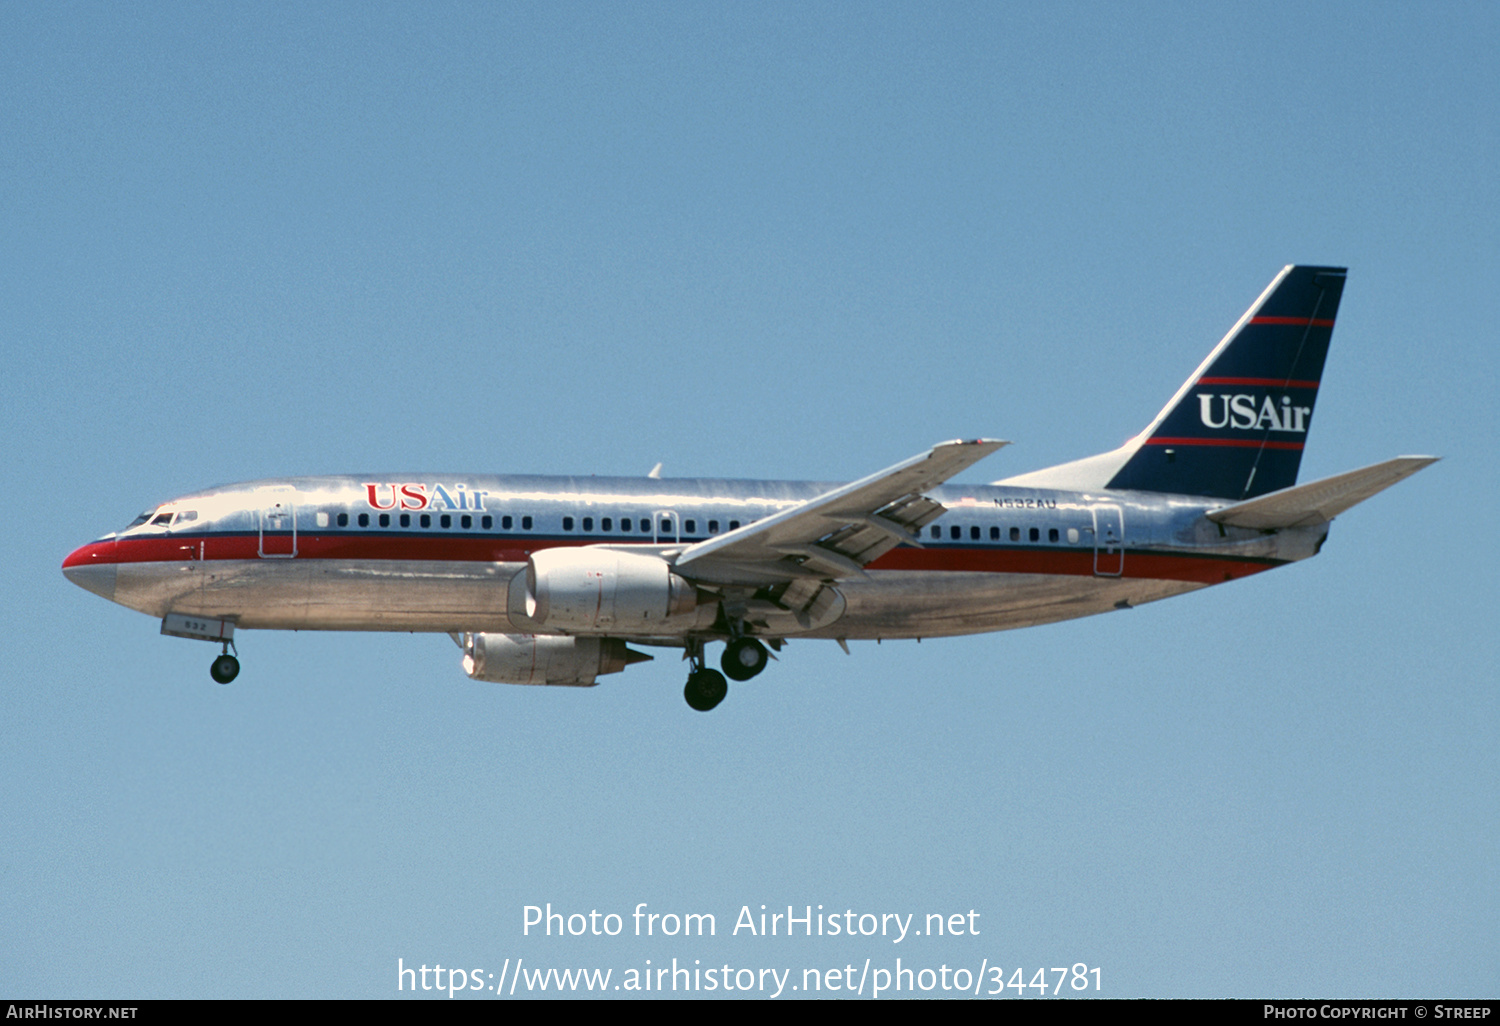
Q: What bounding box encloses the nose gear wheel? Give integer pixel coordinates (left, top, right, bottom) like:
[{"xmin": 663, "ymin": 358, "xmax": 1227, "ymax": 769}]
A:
[{"xmin": 210, "ymin": 654, "xmax": 240, "ymax": 684}]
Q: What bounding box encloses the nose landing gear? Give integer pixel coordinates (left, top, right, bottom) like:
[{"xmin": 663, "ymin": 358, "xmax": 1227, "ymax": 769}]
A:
[{"xmin": 160, "ymin": 615, "xmax": 242, "ymax": 686}]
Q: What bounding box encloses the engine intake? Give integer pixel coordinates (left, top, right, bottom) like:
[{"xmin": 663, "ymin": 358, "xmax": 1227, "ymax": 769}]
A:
[
  {"xmin": 525, "ymin": 548, "xmax": 699, "ymax": 631},
  {"xmin": 462, "ymin": 633, "xmax": 651, "ymax": 687}
]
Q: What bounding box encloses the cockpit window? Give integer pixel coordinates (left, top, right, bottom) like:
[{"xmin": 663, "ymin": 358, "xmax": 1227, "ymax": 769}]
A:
[{"xmin": 125, "ymin": 506, "xmax": 199, "ymax": 531}]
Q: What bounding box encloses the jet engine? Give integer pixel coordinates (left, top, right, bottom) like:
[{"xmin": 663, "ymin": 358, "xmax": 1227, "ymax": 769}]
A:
[
  {"xmin": 462, "ymin": 632, "xmax": 651, "ymax": 687},
  {"xmin": 524, "ymin": 548, "xmax": 700, "ymax": 631}
]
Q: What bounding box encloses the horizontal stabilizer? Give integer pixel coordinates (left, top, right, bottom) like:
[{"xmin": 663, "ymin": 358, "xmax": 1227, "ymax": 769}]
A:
[{"xmin": 1206, "ymin": 456, "xmax": 1439, "ymax": 530}]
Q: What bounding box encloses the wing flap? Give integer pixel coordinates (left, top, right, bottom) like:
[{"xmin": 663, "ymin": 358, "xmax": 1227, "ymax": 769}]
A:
[{"xmin": 1206, "ymin": 456, "xmax": 1438, "ymax": 530}]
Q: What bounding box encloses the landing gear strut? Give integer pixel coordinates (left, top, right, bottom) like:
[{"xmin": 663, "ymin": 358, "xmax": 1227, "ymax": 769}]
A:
[
  {"xmin": 682, "ymin": 638, "xmax": 727, "ymax": 712},
  {"xmin": 210, "ymin": 641, "xmax": 239, "ymax": 685}
]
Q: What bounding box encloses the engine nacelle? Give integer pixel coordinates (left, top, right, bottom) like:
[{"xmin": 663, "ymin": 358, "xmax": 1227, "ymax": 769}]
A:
[
  {"xmin": 462, "ymin": 632, "xmax": 650, "ymax": 687},
  {"xmin": 524, "ymin": 548, "xmax": 699, "ymax": 632}
]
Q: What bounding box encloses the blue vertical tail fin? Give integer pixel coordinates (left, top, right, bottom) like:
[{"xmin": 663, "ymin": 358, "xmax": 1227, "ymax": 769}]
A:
[{"xmin": 1104, "ymin": 264, "xmax": 1347, "ymax": 500}]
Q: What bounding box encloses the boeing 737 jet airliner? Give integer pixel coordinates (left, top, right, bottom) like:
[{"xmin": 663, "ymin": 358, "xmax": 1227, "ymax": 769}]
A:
[{"xmin": 64, "ymin": 266, "xmax": 1435, "ymax": 710}]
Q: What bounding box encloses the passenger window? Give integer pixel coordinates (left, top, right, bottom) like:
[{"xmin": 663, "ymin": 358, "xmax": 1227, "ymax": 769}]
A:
[
  {"xmin": 315, "ymin": 511, "xmax": 329, "ymax": 528},
  {"xmin": 970, "ymin": 526, "xmax": 980, "ymax": 540},
  {"xmin": 1067, "ymin": 527, "xmax": 1079, "ymax": 544},
  {"xmin": 709, "ymin": 520, "xmax": 719, "ymax": 534},
  {"xmin": 582, "ymin": 517, "xmax": 593, "ymax": 532},
  {"xmin": 1029, "ymin": 527, "xmax": 1039, "ymax": 542},
  {"xmin": 337, "ymin": 512, "xmax": 349, "ymax": 527},
  {"xmin": 621, "ymin": 518, "xmax": 631, "ymax": 532},
  {"xmin": 563, "ymin": 516, "xmax": 574, "ymax": 531},
  {"xmin": 1010, "ymin": 527, "xmax": 1020, "ymax": 541},
  {"xmin": 950, "ymin": 525, "xmax": 961, "ymax": 540},
  {"xmin": 602, "ymin": 517, "xmax": 613, "ymax": 531},
  {"xmin": 1049, "ymin": 528, "xmax": 1059, "ymax": 542},
  {"xmin": 501, "ymin": 515, "xmax": 513, "ymax": 530},
  {"xmin": 379, "ymin": 513, "xmax": 390, "ymax": 528},
  {"xmin": 989, "ymin": 526, "xmax": 999, "ymax": 540},
  {"xmin": 640, "ymin": 518, "xmax": 651, "ymax": 533},
  {"xmin": 358, "ymin": 513, "xmax": 369, "ymax": 527},
  {"xmin": 441, "ymin": 514, "xmax": 451, "ymax": 529},
  {"xmin": 400, "ymin": 513, "xmax": 411, "ymax": 528},
  {"xmin": 931, "ymin": 525, "xmax": 941, "ymax": 539},
  {"xmin": 420, "ymin": 514, "xmax": 431, "ymax": 528},
  {"xmin": 481, "ymin": 515, "xmax": 492, "ymax": 529},
  {"xmin": 522, "ymin": 516, "xmax": 533, "ymax": 530},
  {"xmin": 462, "ymin": 515, "xmax": 472, "ymax": 529},
  {"xmin": 730, "ymin": 520, "xmax": 741, "ymax": 530},
  {"xmin": 684, "ymin": 519, "xmax": 696, "ymax": 534}
]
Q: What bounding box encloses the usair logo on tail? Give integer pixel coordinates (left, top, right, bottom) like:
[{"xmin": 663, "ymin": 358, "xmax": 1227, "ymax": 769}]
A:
[{"xmin": 1197, "ymin": 393, "xmax": 1312, "ymax": 433}]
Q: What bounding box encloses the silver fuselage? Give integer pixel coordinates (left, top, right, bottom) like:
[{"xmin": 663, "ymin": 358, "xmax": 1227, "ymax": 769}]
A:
[{"xmin": 63, "ymin": 473, "xmax": 1324, "ymax": 642}]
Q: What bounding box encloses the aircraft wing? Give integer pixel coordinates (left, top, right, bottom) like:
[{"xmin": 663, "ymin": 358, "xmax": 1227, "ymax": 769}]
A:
[
  {"xmin": 674, "ymin": 439, "xmax": 1007, "ymax": 587},
  {"xmin": 1206, "ymin": 456, "xmax": 1439, "ymax": 530}
]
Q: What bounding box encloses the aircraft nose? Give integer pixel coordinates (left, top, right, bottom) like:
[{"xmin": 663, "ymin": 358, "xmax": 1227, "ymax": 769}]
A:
[{"xmin": 62, "ymin": 542, "xmax": 118, "ymax": 601}]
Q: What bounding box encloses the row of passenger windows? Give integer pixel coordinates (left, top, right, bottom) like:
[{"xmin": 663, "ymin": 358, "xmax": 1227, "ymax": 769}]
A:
[
  {"xmin": 317, "ymin": 512, "xmax": 1083, "ymax": 546},
  {"xmin": 308, "ymin": 509, "xmax": 1079, "ymax": 543},
  {"xmin": 931, "ymin": 523, "xmax": 1080, "ymax": 544},
  {"xmin": 334, "ymin": 512, "xmax": 494, "ymax": 530},
  {"xmin": 559, "ymin": 516, "xmax": 742, "ymax": 534},
  {"xmin": 320, "ymin": 512, "xmax": 746, "ymax": 534},
  {"xmin": 145, "ymin": 507, "xmax": 1079, "ymax": 545}
]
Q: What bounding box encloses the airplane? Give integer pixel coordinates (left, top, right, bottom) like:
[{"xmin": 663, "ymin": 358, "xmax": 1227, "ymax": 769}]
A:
[{"xmin": 63, "ymin": 265, "xmax": 1436, "ymax": 711}]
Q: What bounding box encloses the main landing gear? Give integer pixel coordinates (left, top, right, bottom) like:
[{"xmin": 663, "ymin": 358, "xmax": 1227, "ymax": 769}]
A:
[
  {"xmin": 721, "ymin": 637, "xmax": 769, "ymax": 681},
  {"xmin": 682, "ymin": 638, "xmax": 726, "ymax": 711},
  {"xmin": 209, "ymin": 641, "xmax": 240, "ymax": 685},
  {"xmin": 684, "ymin": 667, "xmax": 728, "ymax": 712},
  {"xmin": 682, "ymin": 636, "xmax": 771, "ymax": 711}
]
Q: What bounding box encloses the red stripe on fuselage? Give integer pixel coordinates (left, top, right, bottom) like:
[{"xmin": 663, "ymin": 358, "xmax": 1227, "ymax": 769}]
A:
[
  {"xmin": 63, "ymin": 540, "xmax": 115, "ymax": 568},
  {"xmin": 66, "ymin": 534, "xmax": 1281, "ymax": 585},
  {"xmin": 66, "ymin": 534, "xmax": 538, "ymax": 567},
  {"xmin": 868, "ymin": 547, "xmax": 1275, "ymax": 583}
]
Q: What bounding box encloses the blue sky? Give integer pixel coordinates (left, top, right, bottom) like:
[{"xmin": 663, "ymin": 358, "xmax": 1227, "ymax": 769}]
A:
[{"xmin": 4, "ymin": 2, "xmax": 1496, "ymax": 999}]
